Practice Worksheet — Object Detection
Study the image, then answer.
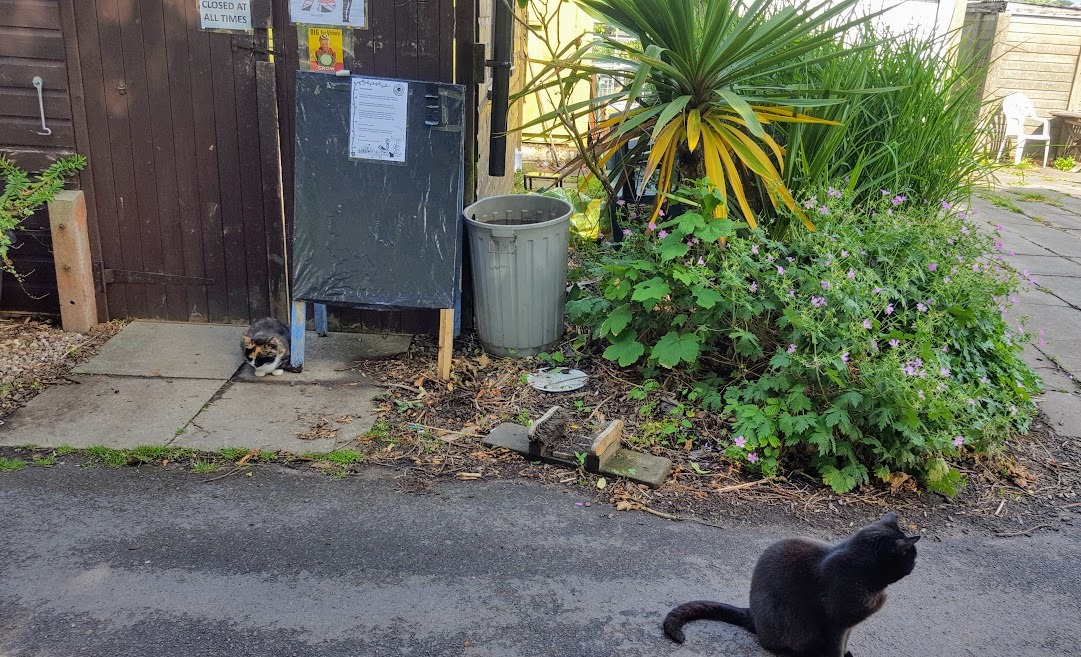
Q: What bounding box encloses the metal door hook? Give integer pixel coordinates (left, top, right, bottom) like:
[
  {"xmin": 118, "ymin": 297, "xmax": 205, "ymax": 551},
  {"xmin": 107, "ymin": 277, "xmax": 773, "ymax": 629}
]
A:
[{"xmin": 31, "ymin": 76, "xmax": 52, "ymax": 136}]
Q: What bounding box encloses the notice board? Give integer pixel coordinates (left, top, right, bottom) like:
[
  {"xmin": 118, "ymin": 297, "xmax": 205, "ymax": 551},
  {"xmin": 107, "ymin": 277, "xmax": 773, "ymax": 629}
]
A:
[{"xmin": 292, "ymin": 71, "xmax": 465, "ymax": 310}]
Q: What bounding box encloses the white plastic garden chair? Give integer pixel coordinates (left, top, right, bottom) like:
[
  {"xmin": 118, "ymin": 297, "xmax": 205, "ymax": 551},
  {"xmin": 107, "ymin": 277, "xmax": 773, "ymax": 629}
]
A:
[{"xmin": 996, "ymin": 93, "xmax": 1050, "ymax": 167}]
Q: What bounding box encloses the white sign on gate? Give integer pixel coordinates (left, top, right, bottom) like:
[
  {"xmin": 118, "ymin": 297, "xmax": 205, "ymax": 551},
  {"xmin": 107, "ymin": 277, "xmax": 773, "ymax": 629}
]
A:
[{"xmin": 199, "ymin": 0, "xmax": 253, "ymax": 32}]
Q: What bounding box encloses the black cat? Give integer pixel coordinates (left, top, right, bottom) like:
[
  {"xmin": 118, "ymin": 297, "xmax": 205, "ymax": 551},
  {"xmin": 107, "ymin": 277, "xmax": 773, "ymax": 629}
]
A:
[{"xmin": 663, "ymin": 512, "xmax": 919, "ymax": 657}]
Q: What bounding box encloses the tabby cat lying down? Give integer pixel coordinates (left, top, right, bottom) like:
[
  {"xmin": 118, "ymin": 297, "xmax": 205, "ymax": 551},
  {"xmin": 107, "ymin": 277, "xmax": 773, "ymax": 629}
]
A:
[{"xmin": 664, "ymin": 513, "xmax": 919, "ymax": 657}]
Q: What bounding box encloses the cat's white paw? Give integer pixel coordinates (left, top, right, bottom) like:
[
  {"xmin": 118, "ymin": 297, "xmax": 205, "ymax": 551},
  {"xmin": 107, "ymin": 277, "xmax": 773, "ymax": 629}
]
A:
[
  {"xmin": 272, "ymin": 369, "xmax": 285, "ymax": 376},
  {"xmin": 254, "ymin": 370, "xmax": 267, "ymax": 377}
]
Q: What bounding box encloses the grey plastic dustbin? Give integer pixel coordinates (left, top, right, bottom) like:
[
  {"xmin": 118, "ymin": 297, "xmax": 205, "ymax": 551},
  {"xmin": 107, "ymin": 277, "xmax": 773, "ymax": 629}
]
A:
[{"xmin": 464, "ymin": 194, "xmax": 572, "ymax": 357}]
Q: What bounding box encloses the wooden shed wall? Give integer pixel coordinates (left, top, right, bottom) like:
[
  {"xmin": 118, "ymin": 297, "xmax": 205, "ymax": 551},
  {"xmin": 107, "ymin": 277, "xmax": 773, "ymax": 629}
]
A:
[
  {"xmin": 0, "ymin": 0, "xmax": 74, "ymax": 314},
  {"xmin": 999, "ymin": 14, "xmax": 1081, "ymax": 113}
]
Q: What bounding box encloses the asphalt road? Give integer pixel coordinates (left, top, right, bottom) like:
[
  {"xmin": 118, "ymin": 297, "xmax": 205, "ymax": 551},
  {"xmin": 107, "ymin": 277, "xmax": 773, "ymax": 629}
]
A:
[{"xmin": 1, "ymin": 463, "xmax": 1077, "ymax": 657}]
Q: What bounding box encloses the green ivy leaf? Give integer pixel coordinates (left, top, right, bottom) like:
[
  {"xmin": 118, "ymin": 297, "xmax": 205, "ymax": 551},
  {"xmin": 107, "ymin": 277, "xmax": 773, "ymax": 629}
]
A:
[
  {"xmin": 631, "ymin": 277, "xmax": 671, "ymax": 304},
  {"xmin": 603, "ymin": 337, "xmax": 646, "ymax": 367},
  {"xmin": 600, "ymin": 304, "xmax": 633, "ymax": 338},
  {"xmin": 651, "ymin": 331, "xmax": 701, "ymax": 368}
]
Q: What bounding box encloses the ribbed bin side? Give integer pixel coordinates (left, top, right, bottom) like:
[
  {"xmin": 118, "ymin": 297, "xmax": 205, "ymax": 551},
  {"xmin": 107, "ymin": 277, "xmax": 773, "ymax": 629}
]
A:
[{"xmin": 464, "ymin": 196, "xmax": 571, "ymax": 358}]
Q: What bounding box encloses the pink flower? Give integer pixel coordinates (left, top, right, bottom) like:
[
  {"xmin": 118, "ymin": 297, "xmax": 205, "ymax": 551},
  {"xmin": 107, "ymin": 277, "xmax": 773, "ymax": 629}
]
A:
[
  {"xmin": 818, "ymin": 205, "xmax": 830, "ymax": 215},
  {"xmin": 750, "ymin": 281, "xmax": 758, "ymax": 293},
  {"xmin": 821, "ymin": 280, "xmax": 831, "ymax": 290},
  {"xmin": 751, "ymin": 244, "xmax": 759, "ymax": 255},
  {"xmin": 747, "ymin": 452, "xmax": 759, "ymax": 464},
  {"xmin": 616, "ymin": 199, "xmax": 626, "ymax": 206},
  {"xmin": 889, "ymin": 339, "xmax": 900, "ymax": 348},
  {"xmin": 917, "ymin": 390, "xmax": 925, "ymax": 400},
  {"xmin": 658, "ymin": 209, "xmax": 666, "ymax": 217},
  {"xmin": 979, "ymin": 376, "xmax": 989, "ymax": 384},
  {"xmin": 811, "ymin": 296, "xmax": 828, "ymax": 308},
  {"xmin": 942, "ymin": 345, "xmax": 949, "ymax": 353},
  {"xmin": 885, "ymin": 303, "xmax": 894, "ymax": 315},
  {"xmin": 777, "ymin": 265, "xmax": 786, "ymax": 275},
  {"xmin": 995, "ymin": 224, "xmax": 1003, "ymax": 232},
  {"xmin": 916, "ymin": 302, "xmax": 928, "ymax": 312},
  {"xmin": 953, "ymin": 436, "xmax": 964, "ymax": 447},
  {"xmin": 872, "ymin": 287, "xmax": 883, "ymax": 294},
  {"xmin": 788, "ymin": 343, "xmax": 796, "ymax": 353},
  {"xmin": 803, "ymin": 198, "xmax": 816, "ymax": 209},
  {"xmin": 941, "ymin": 200, "xmax": 952, "ymax": 210},
  {"xmin": 871, "ymin": 340, "xmax": 879, "ymax": 351},
  {"xmin": 629, "ymin": 211, "xmax": 638, "ymax": 219},
  {"xmin": 734, "ymin": 435, "xmax": 746, "ymax": 449},
  {"xmin": 847, "ymin": 268, "xmax": 855, "ymax": 279},
  {"xmin": 863, "ymin": 318, "xmax": 872, "ymax": 329},
  {"xmin": 647, "ymin": 221, "xmax": 657, "ymax": 231},
  {"xmin": 961, "ymin": 226, "xmax": 970, "ymax": 235},
  {"xmin": 928, "ymin": 263, "xmax": 937, "ymax": 272},
  {"xmin": 841, "ymin": 352, "xmax": 849, "ymax": 364},
  {"xmin": 892, "ymin": 194, "xmax": 906, "ymax": 205},
  {"xmin": 841, "ymin": 250, "xmax": 849, "ymax": 257},
  {"xmin": 622, "ymin": 228, "xmax": 633, "ymax": 236},
  {"xmin": 788, "ymin": 289, "xmax": 795, "ymax": 297},
  {"xmin": 940, "ymin": 367, "xmax": 950, "ymax": 377},
  {"xmin": 697, "ymin": 257, "xmax": 706, "ymax": 266}
]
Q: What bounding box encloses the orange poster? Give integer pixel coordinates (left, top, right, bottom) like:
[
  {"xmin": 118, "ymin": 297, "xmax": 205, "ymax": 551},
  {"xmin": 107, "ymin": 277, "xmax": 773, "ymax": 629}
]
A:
[{"xmin": 307, "ymin": 27, "xmax": 344, "ymax": 73}]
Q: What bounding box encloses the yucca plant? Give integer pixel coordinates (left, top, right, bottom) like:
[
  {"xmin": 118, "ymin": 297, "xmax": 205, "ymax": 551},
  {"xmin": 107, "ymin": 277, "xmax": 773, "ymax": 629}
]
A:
[{"xmin": 518, "ymin": 0, "xmax": 882, "ymax": 232}]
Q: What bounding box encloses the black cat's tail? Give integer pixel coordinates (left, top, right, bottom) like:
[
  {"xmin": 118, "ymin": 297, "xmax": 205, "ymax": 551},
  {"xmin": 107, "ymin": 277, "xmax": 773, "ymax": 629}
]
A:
[{"xmin": 662, "ymin": 600, "xmax": 754, "ymax": 644}]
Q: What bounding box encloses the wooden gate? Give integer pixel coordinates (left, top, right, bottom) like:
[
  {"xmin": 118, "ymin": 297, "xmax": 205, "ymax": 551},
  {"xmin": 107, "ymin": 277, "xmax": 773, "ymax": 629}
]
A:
[
  {"xmin": 62, "ymin": 0, "xmax": 473, "ymax": 330},
  {"xmin": 65, "ymin": 0, "xmax": 287, "ymax": 324}
]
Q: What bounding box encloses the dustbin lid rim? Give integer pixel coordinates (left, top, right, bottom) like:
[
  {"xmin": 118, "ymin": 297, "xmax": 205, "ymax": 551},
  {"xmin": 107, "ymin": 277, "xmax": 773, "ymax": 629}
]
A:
[{"xmin": 463, "ymin": 195, "xmax": 573, "ymax": 232}]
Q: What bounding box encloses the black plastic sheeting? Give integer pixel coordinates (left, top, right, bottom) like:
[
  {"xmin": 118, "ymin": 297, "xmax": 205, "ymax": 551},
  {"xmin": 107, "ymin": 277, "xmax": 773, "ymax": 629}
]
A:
[{"xmin": 292, "ymin": 72, "xmax": 465, "ymax": 310}]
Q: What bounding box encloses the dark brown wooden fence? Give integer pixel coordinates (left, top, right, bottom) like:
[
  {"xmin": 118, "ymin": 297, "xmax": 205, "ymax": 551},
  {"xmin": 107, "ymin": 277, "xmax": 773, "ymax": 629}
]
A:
[{"xmin": 3, "ymin": 0, "xmax": 478, "ymax": 333}]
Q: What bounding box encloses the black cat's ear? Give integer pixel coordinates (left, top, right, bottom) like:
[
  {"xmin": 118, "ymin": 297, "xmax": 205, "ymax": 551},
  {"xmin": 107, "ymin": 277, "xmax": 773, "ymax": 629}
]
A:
[
  {"xmin": 880, "ymin": 512, "xmax": 900, "ymax": 527},
  {"xmin": 897, "ymin": 535, "xmax": 920, "ymax": 548}
]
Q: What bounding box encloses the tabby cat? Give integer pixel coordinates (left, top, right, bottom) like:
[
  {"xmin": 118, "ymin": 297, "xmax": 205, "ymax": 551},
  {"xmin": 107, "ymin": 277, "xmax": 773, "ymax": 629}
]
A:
[
  {"xmin": 663, "ymin": 512, "xmax": 919, "ymax": 657},
  {"xmin": 242, "ymin": 318, "xmax": 290, "ymax": 377}
]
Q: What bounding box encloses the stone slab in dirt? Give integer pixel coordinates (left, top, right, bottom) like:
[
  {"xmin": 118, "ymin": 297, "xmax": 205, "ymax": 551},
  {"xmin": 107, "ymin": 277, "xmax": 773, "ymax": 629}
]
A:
[
  {"xmin": 74, "ymin": 321, "xmax": 244, "ymax": 379},
  {"xmin": 172, "ymin": 380, "xmax": 379, "ymax": 453},
  {"xmin": 233, "ymin": 331, "xmax": 411, "ymax": 384},
  {"xmin": 0, "ymin": 376, "xmax": 223, "ymax": 448},
  {"xmin": 484, "ymin": 422, "xmax": 672, "ymax": 487}
]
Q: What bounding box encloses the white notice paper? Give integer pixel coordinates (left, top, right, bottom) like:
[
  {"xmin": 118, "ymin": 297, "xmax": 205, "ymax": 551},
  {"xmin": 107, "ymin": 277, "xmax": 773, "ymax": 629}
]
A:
[
  {"xmin": 349, "ymin": 78, "xmax": 408, "ymax": 163},
  {"xmin": 199, "ymin": 0, "xmax": 252, "ymax": 32},
  {"xmin": 290, "ymin": 0, "xmax": 367, "ymax": 28}
]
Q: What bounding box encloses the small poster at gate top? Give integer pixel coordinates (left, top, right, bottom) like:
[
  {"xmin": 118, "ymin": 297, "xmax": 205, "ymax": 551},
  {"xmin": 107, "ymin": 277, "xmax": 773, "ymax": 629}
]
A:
[
  {"xmin": 306, "ymin": 27, "xmax": 345, "ymax": 72},
  {"xmin": 199, "ymin": 0, "xmax": 252, "ymax": 32},
  {"xmin": 290, "ymin": 0, "xmax": 368, "ymax": 29}
]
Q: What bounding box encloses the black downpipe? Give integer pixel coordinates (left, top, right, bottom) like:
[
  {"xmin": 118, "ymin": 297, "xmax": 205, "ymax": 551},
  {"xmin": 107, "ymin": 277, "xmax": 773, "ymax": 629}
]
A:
[{"xmin": 487, "ymin": 0, "xmax": 513, "ymax": 177}]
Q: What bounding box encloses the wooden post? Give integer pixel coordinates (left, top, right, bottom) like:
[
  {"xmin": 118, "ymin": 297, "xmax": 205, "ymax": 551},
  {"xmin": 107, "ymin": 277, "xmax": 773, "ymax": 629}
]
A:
[
  {"xmin": 48, "ymin": 190, "xmax": 97, "ymax": 333},
  {"xmin": 437, "ymin": 308, "xmax": 454, "ymax": 380}
]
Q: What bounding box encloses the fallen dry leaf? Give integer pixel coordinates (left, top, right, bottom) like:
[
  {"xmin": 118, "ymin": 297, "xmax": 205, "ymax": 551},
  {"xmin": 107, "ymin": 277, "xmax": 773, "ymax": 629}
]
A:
[
  {"xmin": 455, "ymin": 472, "xmax": 483, "ymax": 480},
  {"xmin": 335, "ymin": 415, "xmax": 355, "ymax": 424},
  {"xmin": 476, "ymin": 353, "xmax": 491, "ymax": 368}
]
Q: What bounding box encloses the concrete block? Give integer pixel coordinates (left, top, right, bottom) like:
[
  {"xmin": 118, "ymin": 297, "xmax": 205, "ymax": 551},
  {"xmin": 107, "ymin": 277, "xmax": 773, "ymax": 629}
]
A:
[
  {"xmin": 0, "ymin": 376, "xmax": 223, "ymax": 448},
  {"xmin": 172, "ymin": 381, "xmax": 379, "ymax": 454},
  {"xmin": 75, "ymin": 321, "xmax": 245, "ymax": 379}
]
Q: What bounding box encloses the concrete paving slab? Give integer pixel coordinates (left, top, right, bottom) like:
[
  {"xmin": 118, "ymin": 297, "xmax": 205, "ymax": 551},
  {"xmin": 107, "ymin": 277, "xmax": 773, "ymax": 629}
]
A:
[
  {"xmin": 1004, "ymin": 224, "xmax": 1081, "ymax": 258},
  {"xmin": 75, "ymin": 321, "xmax": 245, "ymax": 379},
  {"xmin": 1019, "ymin": 288, "xmax": 1072, "ymax": 306},
  {"xmin": 1033, "ymin": 367, "xmax": 1078, "ymax": 394},
  {"xmin": 173, "ymin": 381, "xmax": 379, "ymax": 454},
  {"xmin": 234, "ymin": 331, "xmax": 411, "ymax": 384},
  {"xmin": 0, "ymin": 376, "xmax": 223, "ymax": 448},
  {"xmin": 1034, "ymin": 279, "xmax": 1081, "ymax": 308},
  {"xmin": 1008, "ymin": 254, "xmax": 1081, "ymax": 278},
  {"xmin": 1038, "ymin": 390, "xmax": 1081, "ymax": 438}
]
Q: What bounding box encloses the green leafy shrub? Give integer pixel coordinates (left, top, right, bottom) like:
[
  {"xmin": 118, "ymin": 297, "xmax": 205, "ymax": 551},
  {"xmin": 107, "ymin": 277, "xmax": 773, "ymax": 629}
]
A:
[
  {"xmin": 1053, "ymin": 156, "xmax": 1076, "ymax": 172},
  {"xmin": 568, "ymin": 183, "xmax": 1039, "ymax": 493},
  {"xmin": 1, "ymin": 155, "xmax": 86, "ymax": 274}
]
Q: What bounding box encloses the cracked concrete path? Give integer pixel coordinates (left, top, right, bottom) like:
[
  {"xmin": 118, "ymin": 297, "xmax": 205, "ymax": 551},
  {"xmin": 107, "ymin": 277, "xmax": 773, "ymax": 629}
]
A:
[
  {"xmin": 0, "ymin": 464, "xmax": 1078, "ymax": 657},
  {"xmin": 971, "ymin": 168, "xmax": 1081, "ymax": 438},
  {"xmin": 0, "ymin": 321, "xmax": 410, "ymax": 453}
]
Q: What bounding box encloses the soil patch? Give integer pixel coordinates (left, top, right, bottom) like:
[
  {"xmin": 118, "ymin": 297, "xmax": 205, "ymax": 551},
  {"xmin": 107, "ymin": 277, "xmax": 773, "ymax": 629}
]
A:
[{"xmin": 0, "ymin": 317, "xmax": 125, "ymax": 420}]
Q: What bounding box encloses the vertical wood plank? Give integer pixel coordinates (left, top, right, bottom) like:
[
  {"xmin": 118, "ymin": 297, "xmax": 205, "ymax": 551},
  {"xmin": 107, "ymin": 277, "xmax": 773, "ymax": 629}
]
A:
[
  {"xmin": 394, "ymin": 0, "xmax": 420, "ymax": 81},
  {"xmin": 58, "ymin": 0, "xmax": 109, "ymax": 322},
  {"xmin": 256, "ymin": 59, "xmax": 290, "ymax": 322},
  {"xmin": 139, "ymin": 0, "xmax": 188, "ymax": 321},
  {"xmin": 117, "ymin": 0, "xmax": 169, "ymax": 318},
  {"xmin": 187, "ymin": 24, "xmax": 231, "ymax": 322},
  {"xmin": 164, "ymin": 0, "xmax": 210, "ymax": 321},
  {"xmin": 209, "ymin": 32, "xmax": 251, "ymax": 321},
  {"xmin": 97, "ymin": 0, "xmax": 149, "ymax": 317}
]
